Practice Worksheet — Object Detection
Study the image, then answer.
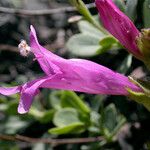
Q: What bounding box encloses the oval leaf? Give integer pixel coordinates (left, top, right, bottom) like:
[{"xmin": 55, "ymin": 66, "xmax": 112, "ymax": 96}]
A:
[
  {"xmin": 125, "ymin": 0, "xmax": 138, "ymax": 21},
  {"xmin": 143, "ymin": 0, "xmax": 150, "ymax": 28},
  {"xmin": 48, "ymin": 122, "xmax": 85, "ymax": 135},
  {"xmin": 53, "ymin": 108, "xmax": 81, "ymax": 127},
  {"xmin": 78, "ymin": 20, "xmax": 105, "ymax": 38},
  {"xmin": 103, "ymin": 104, "xmax": 117, "ymax": 132},
  {"xmin": 61, "ymin": 91, "xmax": 90, "ymax": 114},
  {"xmin": 67, "ymin": 33, "xmax": 101, "ymax": 57}
]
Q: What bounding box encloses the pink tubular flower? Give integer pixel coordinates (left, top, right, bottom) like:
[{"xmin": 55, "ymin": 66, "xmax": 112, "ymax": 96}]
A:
[
  {"xmin": 0, "ymin": 26, "xmax": 142, "ymax": 114},
  {"xmin": 95, "ymin": 0, "xmax": 142, "ymax": 59}
]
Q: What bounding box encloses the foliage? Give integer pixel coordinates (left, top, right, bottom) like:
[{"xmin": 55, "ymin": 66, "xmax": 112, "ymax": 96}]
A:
[
  {"xmin": 143, "ymin": 0, "xmax": 150, "ymax": 28},
  {"xmin": 0, "ymin": 90, "xmax": 126, "ymax": 149},
  {"xmin": 67, "ymin": 19, "xmax": 120, "ymax": 57}
]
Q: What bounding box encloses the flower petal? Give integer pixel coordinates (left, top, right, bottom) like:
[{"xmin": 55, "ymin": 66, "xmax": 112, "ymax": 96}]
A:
[
  {"xmin": 95, "ymin": 0, "xmax": 142, "ymax": 59},
  {"xmin": 30, "ymin": 26, "xmax": 142, "ymax": 95},
  {"xmin": 0, "ymin": 26, "xmax": 143, "ymax": 114},
  {"xmin": 17, "ymin": 74, "xmax": 62, "ymax": 114},
  {"xmin": 30, "ymin": 25, "xmax": 62, "ymax": 76},
  {"xmin": 17, "ymin": 77, "xmax": 49, "ymax": 114},
  {"xmin": 0, "ymin": 86, "xmax": 21, "ymax": 95}
]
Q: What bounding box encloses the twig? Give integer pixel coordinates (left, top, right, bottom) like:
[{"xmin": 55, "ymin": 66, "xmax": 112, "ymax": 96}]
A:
[
  {"xmin": 0, "ymin": 3, "xmax": 95, "ymax": 16},
  {"xmin": 0, "ymin": 44, "xmax": 18, "ymax": 52},
  {"xmin": 0, "ymin": 134, "xmax": 103, "ymax": 146}
]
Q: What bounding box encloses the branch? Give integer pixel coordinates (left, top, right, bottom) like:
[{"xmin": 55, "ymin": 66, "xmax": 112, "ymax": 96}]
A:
[
  {"xmin": 0, "ymin": 134, "xmax": 103, "ymax": 146},
  {"xmin": 0, "ymin": 44, "xmax": 18, "ymax": 52},
  {"xmin": 0, "ymin": 3, "xmax": 95, "ymax": 16}
]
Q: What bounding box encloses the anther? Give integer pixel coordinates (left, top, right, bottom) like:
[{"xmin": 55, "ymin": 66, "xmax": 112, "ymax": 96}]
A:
[{"xmin": 18, "ymin": 40, "xmax": 31, "ymax": 57}]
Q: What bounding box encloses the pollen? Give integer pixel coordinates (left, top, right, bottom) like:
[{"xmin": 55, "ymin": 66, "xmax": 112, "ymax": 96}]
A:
[{"xmin": 18, "ymin": 40, "xmax": 31, "ymax": 57}]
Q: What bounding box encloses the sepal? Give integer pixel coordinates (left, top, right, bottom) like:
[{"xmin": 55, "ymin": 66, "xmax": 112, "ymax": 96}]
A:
[
  {"xmin": 136, "ymin": 29, "xmax": 150, "ymax": 69},
  {"xmin": 128, "ymin": 76, "xmax": 150, "ymax": 95},
  {"xmin": 127, "ymin": 88, "xmax": 150, "ymax": 111},
  {"xmin": 127, "ymin": 76, "xmax": 150, "ymax": 111},
  {"xmin": 137, "ymin": 29, "xmax": 150, "ymax": 58}
]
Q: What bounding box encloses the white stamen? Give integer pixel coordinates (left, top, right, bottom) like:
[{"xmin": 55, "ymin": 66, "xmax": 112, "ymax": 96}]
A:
[{"xmin": 18, "ymin": 40, "xmax": 31, "ymax": 57}]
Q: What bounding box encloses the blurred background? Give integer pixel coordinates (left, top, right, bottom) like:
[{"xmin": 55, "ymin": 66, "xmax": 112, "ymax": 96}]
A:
[{"xmin": 0, "ymin": 0, "xmax": 150, "ymax": 149}]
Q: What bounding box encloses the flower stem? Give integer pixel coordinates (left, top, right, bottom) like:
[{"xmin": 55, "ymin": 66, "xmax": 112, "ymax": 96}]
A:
[{"xmin": 69, "ymin": 0, "xmax": 108, "ymax": 34}]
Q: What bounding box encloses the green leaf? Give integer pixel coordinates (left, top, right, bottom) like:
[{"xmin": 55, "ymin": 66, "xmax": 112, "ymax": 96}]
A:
[
  {"xmin": 90, "ymin": 111, "xmax": 100, "ymax": 127},
  {"xmin": 29, "ymin": 107, "xmax": 55, "ymax": 123},
  {"xmin": 90, "ymin": 95, "xmax": 105, "ymax": 112},
  {"xmin": 61, "ymin": 91, "xmax": 90, "ymax": 114},
  {"xmin": 103, "ymin": 104, "xmax": 117, "ymax": 132},
  {"xmin": 0, "ymin": 142, "xmax": 19, "ymax": 150},
  {"xmin": 53, "ymin": 108, "xmax": 82, "ymax": 127},
  {"xmin": 49, "ymin": 91, "xmax": 61, "ymax": 110},
  {"xmin": 98, "ymin": 36, "xmax": 119, "ymax": 54},
  {"xmin": 125, "ymin": 0, "xmax": 138, "ymax": 21},
  {"xmin": 143, "ymin": 0, "xmax": 150, "ymax": 28},
  {"xmin": 67, "ymin": 33, "xmax": 101, "ymax": 57},
  {"xmin": 4, "ymin": 117, "xmax": 28, "ymax": 134},
  {"xmin": 5, "ymin": 101, "xmax": 18, "ymax": 115},
  {"xmin": 0, "ymin": 96, "xmax": 7, "ymax": 103},
  {"xmin": 117, "ymin": 55, "xmax": 132, "ymax": 74},
  {"xmin": 29, "ymin": 108, "xmax": 55, "ymax": 123},
  {"xmin": 99, "ymin": 36, "xmax": 117, "ymax": 46},
  {"xmin": 39, "ymin": 110, "xmax": 55, "ymax": 123},
  {"xmin": 78, "ymin": 20, "xmax": 105, "ymax": 38},
  {"xmin": 67, "ymin": 19, "xmax": 120, "ymax": 57},
  {"xmin": 48, "ymin": 122, "xmax": 85, "ymax": 135},
  {"xmin": 109, "ymin": 117, "xmax": 126, "ymax": 140},
  {"xmin": 114, "ymin": 0, "xmax": 126, "ymax": 12},
  {"xmin": 99, "ymin": 36, "xmax": 118, "ymax": 48}
]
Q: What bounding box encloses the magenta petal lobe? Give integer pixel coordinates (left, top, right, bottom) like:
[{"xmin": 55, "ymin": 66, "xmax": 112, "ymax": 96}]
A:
[
  {"xmin": 30, "ymin": 25, "xmax": 62, "ymax": 76},
  {"xmin": 0, "ymin": 86, "xmax": 21, "ymax": 96}
]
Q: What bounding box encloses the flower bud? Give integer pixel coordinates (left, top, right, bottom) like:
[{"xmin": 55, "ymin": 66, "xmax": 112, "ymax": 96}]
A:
[{"xmin": 136, "ymin": 28, "xmax": 150, "ymax": 58}]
